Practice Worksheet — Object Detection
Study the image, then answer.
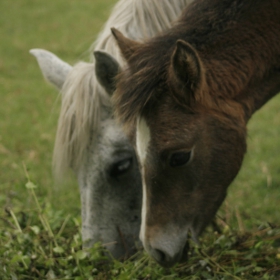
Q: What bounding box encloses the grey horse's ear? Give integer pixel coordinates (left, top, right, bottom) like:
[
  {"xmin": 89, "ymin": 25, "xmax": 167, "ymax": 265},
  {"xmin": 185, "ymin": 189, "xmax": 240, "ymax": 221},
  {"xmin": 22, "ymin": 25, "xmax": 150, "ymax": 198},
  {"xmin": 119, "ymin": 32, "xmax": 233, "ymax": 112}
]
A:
[
  {"xmin": 30, "ymin": 48, "xmax": 72, "ymax": 90},
  {"xmin": 94, "ymin": 51, "xmax": 120, "ymax": 95}
]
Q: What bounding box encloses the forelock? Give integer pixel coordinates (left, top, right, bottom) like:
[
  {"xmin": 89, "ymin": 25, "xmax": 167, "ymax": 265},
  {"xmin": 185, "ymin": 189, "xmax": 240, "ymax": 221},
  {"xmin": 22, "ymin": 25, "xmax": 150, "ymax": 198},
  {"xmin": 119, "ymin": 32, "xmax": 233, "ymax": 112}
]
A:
[{"xmin": 113, "ymin": 44, "xmax": 170, "ymax": 132}]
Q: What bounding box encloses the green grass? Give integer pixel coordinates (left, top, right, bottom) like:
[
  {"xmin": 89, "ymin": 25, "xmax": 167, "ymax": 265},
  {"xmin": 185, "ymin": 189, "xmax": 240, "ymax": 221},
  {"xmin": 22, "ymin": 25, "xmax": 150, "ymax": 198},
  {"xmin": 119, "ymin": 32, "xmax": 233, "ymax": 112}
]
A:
[{"xmin": 0, "ymin": 0, "xmax": 280, "ymax": 279}]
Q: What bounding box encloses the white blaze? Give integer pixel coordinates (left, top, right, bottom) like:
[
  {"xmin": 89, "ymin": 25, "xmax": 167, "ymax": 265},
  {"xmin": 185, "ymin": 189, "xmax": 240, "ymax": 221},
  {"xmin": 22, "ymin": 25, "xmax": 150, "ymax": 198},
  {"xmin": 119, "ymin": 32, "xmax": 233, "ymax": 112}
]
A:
[
  {"xmin": 136, "ymin": 117, "xmax": 151, "ymax": 243},
  {"xmin": 136, "ymin": 117, "xmax": 151, "ymax": 165}
]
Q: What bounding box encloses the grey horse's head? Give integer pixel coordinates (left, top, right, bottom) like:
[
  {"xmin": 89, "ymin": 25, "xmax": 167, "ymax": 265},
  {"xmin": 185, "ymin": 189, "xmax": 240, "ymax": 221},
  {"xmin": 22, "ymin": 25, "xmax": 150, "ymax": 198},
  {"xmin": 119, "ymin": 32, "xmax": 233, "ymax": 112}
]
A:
[{"xmin": 30, "ymin": 49, "xmax": 142, "ymax": 259}]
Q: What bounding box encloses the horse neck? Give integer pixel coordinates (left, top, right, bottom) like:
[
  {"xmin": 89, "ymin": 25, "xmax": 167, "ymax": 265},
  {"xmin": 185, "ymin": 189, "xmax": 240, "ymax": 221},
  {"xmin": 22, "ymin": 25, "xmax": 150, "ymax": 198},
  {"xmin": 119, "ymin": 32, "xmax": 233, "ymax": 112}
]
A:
[
  {"xmin": 200, "ymin": 57, "xmax": 280, "ymax": 123},
  {"xmin": 197, "ymin": 35, "xmax": 280, "ymax": 121},
  {"xmin": 235, "ymin": 70, "xmax": 280, "ymax": 121},
  {"xmin": 176, "ymin": 0, "xmax": 280, "ymax": 121}
]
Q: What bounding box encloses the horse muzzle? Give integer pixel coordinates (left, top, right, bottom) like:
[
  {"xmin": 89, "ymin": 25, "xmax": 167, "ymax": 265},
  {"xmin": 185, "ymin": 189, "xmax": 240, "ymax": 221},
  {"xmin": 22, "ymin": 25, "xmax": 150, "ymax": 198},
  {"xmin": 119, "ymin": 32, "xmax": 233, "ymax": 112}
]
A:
[
  {"xmin": 142, "ymin": 226, "xmax": 190, "ymax": 267},
  {"xmin": 149, "ymin": 240, "xmax": 189, "ymax": 267}
]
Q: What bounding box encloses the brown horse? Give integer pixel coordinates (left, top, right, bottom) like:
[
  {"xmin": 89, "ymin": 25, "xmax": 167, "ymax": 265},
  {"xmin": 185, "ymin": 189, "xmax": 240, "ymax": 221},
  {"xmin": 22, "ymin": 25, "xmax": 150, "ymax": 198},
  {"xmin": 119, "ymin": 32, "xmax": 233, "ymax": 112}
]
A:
[{"xmin": 95, "ymin": 0, "xmax": 280, "ymax": 267}]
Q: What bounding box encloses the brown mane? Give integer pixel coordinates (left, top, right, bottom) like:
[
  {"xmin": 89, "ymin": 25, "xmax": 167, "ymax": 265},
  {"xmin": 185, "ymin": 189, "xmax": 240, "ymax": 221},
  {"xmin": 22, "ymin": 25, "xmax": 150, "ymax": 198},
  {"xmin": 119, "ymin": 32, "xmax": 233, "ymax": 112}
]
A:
[{"xmin": 114, "ymin": 0, "xmax": 280, "ymax": 132}]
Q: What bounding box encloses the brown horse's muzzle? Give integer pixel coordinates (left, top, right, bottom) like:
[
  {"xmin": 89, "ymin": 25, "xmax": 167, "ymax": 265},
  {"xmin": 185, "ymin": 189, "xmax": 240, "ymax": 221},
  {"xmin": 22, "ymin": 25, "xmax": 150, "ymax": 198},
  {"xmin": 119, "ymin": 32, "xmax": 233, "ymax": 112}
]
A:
[
  {"xmin": 141, "ymin": 224, "xmax": 191, "ymax": 267},
  {"xmin": 147, "ymin": 238, "xmax": 189, "ymax": 267}
]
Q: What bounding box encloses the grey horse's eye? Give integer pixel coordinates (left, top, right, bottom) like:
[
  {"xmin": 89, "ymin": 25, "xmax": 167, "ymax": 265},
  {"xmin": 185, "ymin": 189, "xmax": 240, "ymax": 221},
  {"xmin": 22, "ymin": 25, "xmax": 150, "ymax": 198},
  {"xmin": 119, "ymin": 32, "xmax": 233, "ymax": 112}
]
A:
[
  {"xmin": 109, "ymin": 157, "xmax": 133, "ymax": 177},
  {"xmin": 169, "ymin": 151, "xmax": 192, "ymax": 167}
]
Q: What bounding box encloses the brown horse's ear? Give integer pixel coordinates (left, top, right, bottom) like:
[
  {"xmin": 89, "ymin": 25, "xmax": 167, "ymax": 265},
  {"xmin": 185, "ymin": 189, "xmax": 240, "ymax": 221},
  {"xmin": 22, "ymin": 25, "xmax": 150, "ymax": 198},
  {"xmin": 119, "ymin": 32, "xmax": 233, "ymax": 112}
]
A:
[
  {"xmin": 94, "ymin": 51, "xmax": 120, "ymax": 95},
  {"xmin": 169, "ymin": 40, "xmax": 203, "ymax": 104},
  {"xmin": 111, "ymin": 28, "xmax": 142, "ymax": 61}
]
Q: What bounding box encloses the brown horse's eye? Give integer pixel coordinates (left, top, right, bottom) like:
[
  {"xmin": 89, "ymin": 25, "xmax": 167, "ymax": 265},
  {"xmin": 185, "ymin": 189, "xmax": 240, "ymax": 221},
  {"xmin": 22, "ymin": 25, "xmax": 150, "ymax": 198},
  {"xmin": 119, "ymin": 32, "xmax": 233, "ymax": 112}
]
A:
[{"xmin": 169, "ymin": 151, "xmax": 192, "ymax": 167}]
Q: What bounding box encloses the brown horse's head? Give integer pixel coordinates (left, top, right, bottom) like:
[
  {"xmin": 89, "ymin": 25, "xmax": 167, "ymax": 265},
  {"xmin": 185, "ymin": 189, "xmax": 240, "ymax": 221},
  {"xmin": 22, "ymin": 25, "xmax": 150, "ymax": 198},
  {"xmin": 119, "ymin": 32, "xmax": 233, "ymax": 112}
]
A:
[
  {"xmin": 106, "ymin": 0, "xmax": 280, "ymax": 267},
  {"xmin": 135, "ymin": 104, "xmax": 247, "ymax": 267},
  {"xmin": 96, "ymin": 27, "xmax": 249, "ymax": 267}
]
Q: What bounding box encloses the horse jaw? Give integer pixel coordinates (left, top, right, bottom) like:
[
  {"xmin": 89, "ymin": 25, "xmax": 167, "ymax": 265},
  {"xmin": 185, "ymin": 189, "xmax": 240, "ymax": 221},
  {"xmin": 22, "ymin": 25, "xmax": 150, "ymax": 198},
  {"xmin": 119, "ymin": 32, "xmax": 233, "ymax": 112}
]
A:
[{"xmin": 30, "ymin": 48, "xmax": 72, "ymax": 90}]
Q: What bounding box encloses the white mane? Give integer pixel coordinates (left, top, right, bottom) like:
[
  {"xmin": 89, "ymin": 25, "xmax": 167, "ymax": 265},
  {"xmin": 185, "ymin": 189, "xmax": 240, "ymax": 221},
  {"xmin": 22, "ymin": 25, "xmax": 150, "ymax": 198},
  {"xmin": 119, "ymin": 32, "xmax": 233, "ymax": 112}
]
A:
[{"xmin": 53, "ymin": 0, "xmax": 192, "ymax": 179}]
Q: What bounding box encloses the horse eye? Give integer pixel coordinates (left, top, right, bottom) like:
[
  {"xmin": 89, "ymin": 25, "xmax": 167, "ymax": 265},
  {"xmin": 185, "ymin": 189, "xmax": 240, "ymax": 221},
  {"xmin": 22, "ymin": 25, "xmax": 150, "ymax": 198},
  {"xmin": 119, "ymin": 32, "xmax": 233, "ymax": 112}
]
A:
[
  {"xmin": 169, "ymin": 151, "xmax": 192, "ymax": 167},
  {"xmin": 109, "ymin": 157, "xmax": 133, "ymax": 177}
]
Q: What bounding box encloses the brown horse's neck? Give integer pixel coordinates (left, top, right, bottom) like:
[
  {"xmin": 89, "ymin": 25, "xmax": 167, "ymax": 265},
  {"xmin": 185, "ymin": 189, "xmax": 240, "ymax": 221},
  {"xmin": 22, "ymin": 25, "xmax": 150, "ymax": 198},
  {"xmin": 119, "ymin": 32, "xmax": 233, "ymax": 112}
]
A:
[
  {"xmin": 200, "ymin": 57, "xmax": 280, "ymax": 122},
  {"xmin": 169, "ymin": 0, "xmax": 280, "ymax": 123},
  {"xmin": 235, "ymin": 69, "xmax": 280, "ymax": 122},
  {"xmin": 115, "ymin": 0, "xmax": 280, "ymax": 130}
]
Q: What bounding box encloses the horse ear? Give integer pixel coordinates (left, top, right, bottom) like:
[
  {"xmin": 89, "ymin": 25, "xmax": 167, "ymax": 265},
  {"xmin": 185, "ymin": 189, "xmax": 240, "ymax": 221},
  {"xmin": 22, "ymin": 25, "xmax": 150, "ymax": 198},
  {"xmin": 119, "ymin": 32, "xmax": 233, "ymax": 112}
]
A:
[
  {"xmin": 30, "ymin": 49, "xmax": 72, "ymax": 90},
  {"xmin": 111, "ymin": 28, "xmax": 141, "ymax": 61},
  {"xmin": 94, "ymin": 51, "xmax": 120, "ymax": 95},
  {"xmin": 169, "ymin": 40, "xmax": 203, "ymax": 104}
]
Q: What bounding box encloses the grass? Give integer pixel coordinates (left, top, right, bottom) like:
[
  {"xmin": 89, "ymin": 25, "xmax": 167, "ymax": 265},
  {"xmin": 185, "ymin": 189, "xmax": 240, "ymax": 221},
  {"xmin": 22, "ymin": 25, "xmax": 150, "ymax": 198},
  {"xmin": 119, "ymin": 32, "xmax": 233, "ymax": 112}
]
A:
[
  {"xmin": 1, "ymin": 182, "xmax": 280, "ymax": 279},
  {"xmin": 0, "ymin": 0, "xmax": 280, "ymax": 279}
]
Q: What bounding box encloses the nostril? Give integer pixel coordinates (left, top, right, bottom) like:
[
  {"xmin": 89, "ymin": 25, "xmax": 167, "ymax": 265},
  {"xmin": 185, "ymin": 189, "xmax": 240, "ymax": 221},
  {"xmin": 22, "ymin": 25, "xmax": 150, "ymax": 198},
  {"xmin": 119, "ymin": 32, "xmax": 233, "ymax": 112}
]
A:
[
  {"xmin": 149, "ymin": 247, "xmax": 182, "ymax": 267},
  {"xmin": 154, "ymin": 249, "xmax": 166, "ymax": 263}
]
